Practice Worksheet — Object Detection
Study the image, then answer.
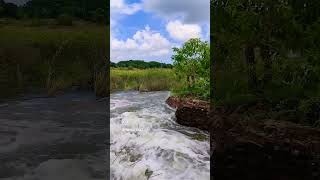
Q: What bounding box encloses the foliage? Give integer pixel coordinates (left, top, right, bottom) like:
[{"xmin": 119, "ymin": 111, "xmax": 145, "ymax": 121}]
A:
[
  {"xmin": 0, "ymin": 0, "xmax": 107, "ymax": 24},
  {"xmin": 111, "ymin": 60, "xmax": 173, "ymax": 69},
  {"xmin": 1, "ymin": 2, "xmax": 18, "ymax": 18},
  {"xmin": 212, "ymin": 0, "xmax": 320, "ymax": 127},
  {"xmin": 91, "ymin": 8, "xmax": 106, "ymax": 24},
  {"xmin": 56, "ymin": 14, "xmax": 73, "ymax": 26},
  {"xmin": 299, "ymin": 97, "xmax": 320, "ymax": 126},
  {"xmin": 172, "ymin": 38, "xmax": 210, "ymax": 100}
]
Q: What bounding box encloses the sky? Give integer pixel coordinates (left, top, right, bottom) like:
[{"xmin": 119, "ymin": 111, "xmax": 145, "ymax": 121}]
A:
[
  {"xmin": 111, "ymin": 0, "xmax": 210, "ymax": 63},
  {"xmin": 4, "ymin": 0, "xmax": 210, "ymax": 64},
  {"xmin": 3, "ymin": 0, "xmax": 28, "ymax": 5}
]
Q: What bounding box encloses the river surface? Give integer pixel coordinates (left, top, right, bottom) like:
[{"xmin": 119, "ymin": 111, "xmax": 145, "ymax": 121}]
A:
[
  {"xmin": 110, "ymin": 91, "xmax": 210, "ymax": 180},
  {"xmin": 0, "ymin": 91, "xmax": 107, "ymax": 180}
]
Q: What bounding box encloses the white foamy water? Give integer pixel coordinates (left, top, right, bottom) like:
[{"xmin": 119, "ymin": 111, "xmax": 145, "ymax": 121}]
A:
[{"xmin": 110, "ymin": 91, "xmax": 210, "ymax": 180}]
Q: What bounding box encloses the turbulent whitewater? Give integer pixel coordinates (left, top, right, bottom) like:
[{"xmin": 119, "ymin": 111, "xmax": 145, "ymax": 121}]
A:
[{"xmin": 110, "ymin": 91, "xmax": 210, "ymax": 180}]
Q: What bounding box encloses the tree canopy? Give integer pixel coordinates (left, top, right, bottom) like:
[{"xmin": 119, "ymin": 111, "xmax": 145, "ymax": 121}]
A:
[
  {"xmin": 212, "ymin": 0, "xmax": 320, "ymax": 126},
  {"xmin": 172, "ymin": 38, "xmax": 210, "ymax": 99},
  {"xmin": 111, "ymin": 60, "xmax": 173, "ymax": 69},
  {"xmin": 0, "ymin": 0, "xmax": 108, "ymax": 23}
]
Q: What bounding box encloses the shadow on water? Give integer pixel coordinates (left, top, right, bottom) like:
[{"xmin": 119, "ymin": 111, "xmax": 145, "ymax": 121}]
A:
[{"xmin": 0, "ymin": 91, "xmax": 108, "ymax": 179}]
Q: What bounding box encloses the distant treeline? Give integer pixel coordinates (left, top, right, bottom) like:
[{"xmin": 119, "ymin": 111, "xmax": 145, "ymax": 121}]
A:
[
  {"xmin": 111, "ymin": 60, "xmax": 173, "ymax": 69},
  {"xmin": 0, "ymin": 0, "xmax": 107, "ymax": 23}
]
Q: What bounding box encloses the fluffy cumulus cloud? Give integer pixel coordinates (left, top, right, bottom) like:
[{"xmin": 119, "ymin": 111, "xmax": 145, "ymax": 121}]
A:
[
  {"xmin": 111, "ymin": 26, "xmax": 172, "ymax": 62},
  {"xmin": 142, "ymin": 0, "xmax": 209, "ymax": 24},
  {"xmin": 110, "ymin": 0, "xmax": 210, "ymax": 62},
  {"xmin": 110, "ymin": 0, "xmax": 142, "ymax": 28},
  {"xmin": 111, "ymin": 0, "xmax": 142, "ymax": 15},
  {"xmin": 166, "ymin": 20, "xmax": 202, "ymax": 42}
]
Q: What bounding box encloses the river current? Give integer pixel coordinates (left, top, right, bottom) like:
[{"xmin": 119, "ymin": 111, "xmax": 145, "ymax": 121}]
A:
[{"xmin": 110, "ymin": 91, "xmax": 210, "ymax": 180}]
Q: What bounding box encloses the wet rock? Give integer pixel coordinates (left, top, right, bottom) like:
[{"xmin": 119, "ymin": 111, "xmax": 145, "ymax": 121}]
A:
[
  {"xmin": 175, "ymin": 106, "xmax": 209, "ymax": 131},
  {"xmin": 166, "ymin": 96, "xmax": 210, "ymax": 131}
]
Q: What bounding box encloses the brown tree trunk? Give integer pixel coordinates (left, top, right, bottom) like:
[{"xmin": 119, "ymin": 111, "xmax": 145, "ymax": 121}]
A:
[
  {"xmin": 245, "ymin": 44, "xmax": 258, "ymax": 92},
  {"xmin": 191, "ymin": 75, "xmax": 195, "ymax": 87}
]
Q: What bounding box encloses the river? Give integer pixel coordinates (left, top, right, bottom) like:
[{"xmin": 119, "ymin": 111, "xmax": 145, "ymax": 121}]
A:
[
  {"xmin": 0, "ymin": 91, "xmax": 209, "ymax": 179},
  {"xmin": 0, "ymin": 92, "xmax": 107, "ymax": 180},
  {"xmin": 110, "ymin": 91, "xmax": 210, "ymax": 180}
]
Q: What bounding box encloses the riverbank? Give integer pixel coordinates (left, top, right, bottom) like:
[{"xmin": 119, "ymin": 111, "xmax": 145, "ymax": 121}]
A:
[{"xmin": 166, "ymin": 96, "xmax": 320, "ymax": 180}]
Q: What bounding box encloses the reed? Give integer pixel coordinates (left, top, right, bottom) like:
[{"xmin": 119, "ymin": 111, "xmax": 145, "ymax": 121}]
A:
[
  {"xmin": 0, "ymin": 19, "xmax": 108, "ymax": 97},
  {"xmin": 111, "ymin": 68, "xmax": 176, "ymax": 92}
]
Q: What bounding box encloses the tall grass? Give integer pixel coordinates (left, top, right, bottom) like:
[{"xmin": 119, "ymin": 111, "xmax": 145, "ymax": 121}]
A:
[
  {"xmin": 111, "ymin": 68, "xmax": 176, "ymax": 92},
  {"xmin": 0, "ymin": 19, "xmax": 108, "ymax": 97}
]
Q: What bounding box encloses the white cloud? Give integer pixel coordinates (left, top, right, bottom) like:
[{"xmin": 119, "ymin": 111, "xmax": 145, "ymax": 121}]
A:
[
  {"xmin": 166, "ymin": 20, "xmax": 202, "ymax": 42},
  {"xmin": 111, "ymin": 0, "xmax": 142, "ymax": 15},
  {"xmin": 110, "ymin": 0, "xmax": 142, "ymax": 29},
  {"xmin": 111, "ymin": 26, "xmax": 172, "ymax": 62},
  {"xmin": 142, "ymin": 0, "xmax": 209, "ymax": 24},
  {"xmin": 110, "ymin": 0, "xmax": 210, "ymax": 63}
]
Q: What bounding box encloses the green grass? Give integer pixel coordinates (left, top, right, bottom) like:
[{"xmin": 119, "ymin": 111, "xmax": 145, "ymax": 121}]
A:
[
  {"xmin": 111, "ymin": 68, "xmax": 177, "ymax": 92},
  {"xmin": 0, "ymin": 18, "xmax": 108, "ymax": 97}
]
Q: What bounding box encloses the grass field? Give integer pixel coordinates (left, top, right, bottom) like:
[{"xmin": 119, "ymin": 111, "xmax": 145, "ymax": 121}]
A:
[
  {"xmin": 111, "ymin": 68, "xmax": 177, "ymax": 92},
  {"xmin": 0, "ymin": 18, "xmax": 108, "ymax": 97}
]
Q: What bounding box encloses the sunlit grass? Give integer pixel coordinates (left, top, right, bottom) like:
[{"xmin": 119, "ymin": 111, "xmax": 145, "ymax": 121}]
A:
[{"xmin": 111, "ymin": 68, "xmax": 177, "ymax": 92}]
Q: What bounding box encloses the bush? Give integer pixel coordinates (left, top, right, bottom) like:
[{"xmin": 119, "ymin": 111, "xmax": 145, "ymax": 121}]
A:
[
  {"xmin": 275, "ymin": 98, "xmax": 300, "ymax": 111},
  {"xmin": 298, "ymin": 97, "xmax": 320, "ymax": 126},
  {"xmin": 91, "ymin": 8, "xmax": 105, "ymax": 24},
  {"xmin": 217, "ymin": 94, "xmax": 257, "ymax": 107},
  {"xmin": 57, "ymin": 14, "xmax": 73, "ymax": 26},
  {"xmin": 172, "ymin": 38, "xmax": 210, "ymax": 100},
  {"xmin": 30, "ymin": 18, "xmax": 47, "ymax": 26}
]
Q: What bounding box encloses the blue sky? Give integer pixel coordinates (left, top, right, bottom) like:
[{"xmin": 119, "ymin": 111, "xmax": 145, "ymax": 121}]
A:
[{"xmin": 111, "ymin": 0, "xmax": 210, "ymax": 63}]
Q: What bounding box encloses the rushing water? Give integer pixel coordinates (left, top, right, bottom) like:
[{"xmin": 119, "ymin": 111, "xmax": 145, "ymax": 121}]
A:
[{"xmin": 110, "ymin": 91, "xmax": 210, "ymax": 180}]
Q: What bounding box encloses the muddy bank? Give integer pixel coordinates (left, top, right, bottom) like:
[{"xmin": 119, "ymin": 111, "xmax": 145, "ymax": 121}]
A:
[
  {"xmin": 0, "ymin": 91, "xmax": 108, "ymax": 180},
  {"xmin": 166, "ymin": 96, "xmax": 210, "ymax": 131},
  {"xmin": 166, "ymin": 96, "xmax": 320, "ymax": 180}
]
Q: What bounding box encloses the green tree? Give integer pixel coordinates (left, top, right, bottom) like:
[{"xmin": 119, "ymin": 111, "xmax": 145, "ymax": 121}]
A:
[
  {"xmin": 212, "ymin": 0, "xmax": 302, "ymax": 92},
  {"xmin": 212, "ymin": 0, "xmax": 320, "ymax": 108},
  {"xmin": 91, "ymin": 8, "xmax": 105, "ymax": 23},
  {"xmin": 172, "ymin": 38, "xmax": 210, "ymax": 99}
]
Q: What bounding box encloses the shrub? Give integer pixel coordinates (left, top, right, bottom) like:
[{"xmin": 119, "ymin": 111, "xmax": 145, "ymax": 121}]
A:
[
  {"xmin": 92, "ymin": 8, "xmax": 105, "ymax": 24},
  {"xmin": 275, "ymin": 98, "xmax": 300, "ymax": 111},
  {"xmin": 30, "ymin": 18, "xmax": 47, "ymax": 26},
  {"xmin": 172, "ymin": 38, "xmax": 210, "ymax": 100},
  {"xmin": 298, "ymin": 97, "xmax": 320, "ymax": 126},
  {"xmin": 57, "ymin": 14, "xmax": 73, "ymax": 26}
]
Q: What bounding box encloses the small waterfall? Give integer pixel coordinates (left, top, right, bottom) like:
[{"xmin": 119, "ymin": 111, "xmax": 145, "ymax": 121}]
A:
[{"xmin": 110, "ymin": 91, "xmax": 210, "ymax": 180}]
